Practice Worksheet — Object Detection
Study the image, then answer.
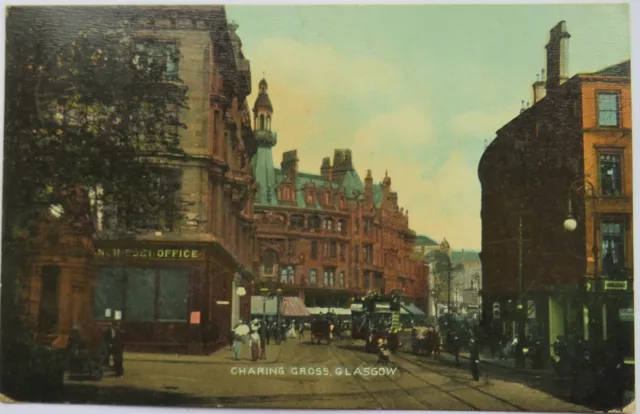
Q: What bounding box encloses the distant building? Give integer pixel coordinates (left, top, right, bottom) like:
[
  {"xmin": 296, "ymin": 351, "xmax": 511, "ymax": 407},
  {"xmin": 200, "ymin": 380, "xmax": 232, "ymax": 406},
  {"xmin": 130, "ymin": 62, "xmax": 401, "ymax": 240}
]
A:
[
  {"xmin": 479, "ymin": 21, "xmax": 632, "ymax": 361},
  {"xmin": 450, "ymin": 250, "xmax": 482, "ymax": 310},
  {"xmin": 249, "ymin": 78, "xmax": 427, "ymax": 308}
]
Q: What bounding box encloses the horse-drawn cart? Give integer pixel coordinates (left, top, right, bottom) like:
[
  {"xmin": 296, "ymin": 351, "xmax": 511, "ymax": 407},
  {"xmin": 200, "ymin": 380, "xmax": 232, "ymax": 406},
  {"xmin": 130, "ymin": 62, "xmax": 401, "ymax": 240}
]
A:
[
  {"xmin": 411, "ymin": 326, "xmax": 439, "ymax": 356},
  {"xmin": 310, "ymin": 319, "xmax": 333, "ymax": 345}
]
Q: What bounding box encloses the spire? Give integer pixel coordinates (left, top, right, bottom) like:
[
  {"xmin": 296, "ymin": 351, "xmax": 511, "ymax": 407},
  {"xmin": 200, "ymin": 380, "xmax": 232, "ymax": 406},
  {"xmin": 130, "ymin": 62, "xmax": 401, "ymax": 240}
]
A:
[{"xmin": 253, "ymin": 77, "xmax": 274, "ymax": 133}]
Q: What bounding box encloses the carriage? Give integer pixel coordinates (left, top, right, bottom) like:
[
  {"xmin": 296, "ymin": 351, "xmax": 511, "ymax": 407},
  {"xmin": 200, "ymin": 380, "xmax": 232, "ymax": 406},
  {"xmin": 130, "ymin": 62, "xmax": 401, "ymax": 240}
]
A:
[
  {"xmin": 411, "ymin": 326, "xmax": 439, "ymax": 356},
  {"xmin": 310, "ymin": 318, "xmax": 334, "ymax": 345}
]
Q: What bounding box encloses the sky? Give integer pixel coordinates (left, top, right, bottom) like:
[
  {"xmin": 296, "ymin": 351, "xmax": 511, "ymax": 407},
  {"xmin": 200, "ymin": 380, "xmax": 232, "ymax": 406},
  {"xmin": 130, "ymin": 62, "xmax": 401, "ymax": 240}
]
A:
[{"xmin": 225, "ymin": 4, "xmax": 631, "ymax": 250}]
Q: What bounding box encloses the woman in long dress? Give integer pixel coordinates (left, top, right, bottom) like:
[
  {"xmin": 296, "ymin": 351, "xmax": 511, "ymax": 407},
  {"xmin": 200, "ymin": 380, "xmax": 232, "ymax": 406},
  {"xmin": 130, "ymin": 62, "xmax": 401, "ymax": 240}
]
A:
[{"xmin": 250, "ymin": 330, "xmax": 261, "ymax": 361}]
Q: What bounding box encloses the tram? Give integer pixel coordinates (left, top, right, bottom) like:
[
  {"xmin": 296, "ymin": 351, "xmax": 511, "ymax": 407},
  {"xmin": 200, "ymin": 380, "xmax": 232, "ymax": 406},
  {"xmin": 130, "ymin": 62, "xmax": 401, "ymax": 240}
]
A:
[{"xmin": 350, "ymin": 293, "xmax": 402, "ymax": 353}]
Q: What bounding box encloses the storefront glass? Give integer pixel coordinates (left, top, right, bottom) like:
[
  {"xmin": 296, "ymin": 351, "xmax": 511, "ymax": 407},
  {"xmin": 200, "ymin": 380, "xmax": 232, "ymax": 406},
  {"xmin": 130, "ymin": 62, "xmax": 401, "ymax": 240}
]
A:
[
  {"xmin": 125, "ymin": 268, "xmax": 156, "ymax": 321},
  {"xmin": 158, "ymin": 268, "xmax": 189, "ymax": 321},
  {"xmin": 93, "ymin": 267, "xmax": 125, "ymax": 320}
]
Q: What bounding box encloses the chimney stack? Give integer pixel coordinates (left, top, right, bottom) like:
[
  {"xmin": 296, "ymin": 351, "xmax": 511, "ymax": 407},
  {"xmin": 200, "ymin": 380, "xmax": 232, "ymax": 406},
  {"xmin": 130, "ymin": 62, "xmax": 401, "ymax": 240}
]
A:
[
  {"xmin": 545, "ymin": 21, "xmax": 571, "ymax": 91},
  {"xmin": 532, "ymin": 68, "xmax": 546, "ymax": 104},
  {"xmin": 320, "ymin": 157, "xmax": 332, "ymax": 180}
]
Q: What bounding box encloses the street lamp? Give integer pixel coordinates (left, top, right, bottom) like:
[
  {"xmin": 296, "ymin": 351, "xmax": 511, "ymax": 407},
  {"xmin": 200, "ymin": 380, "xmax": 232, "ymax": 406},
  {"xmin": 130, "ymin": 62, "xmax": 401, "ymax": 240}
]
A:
[
  {"xmin": 260, "ymin": 287, "xmax": 270, "ymax": 360},
  {"xmin": 563, "ymin": 179, "xmax": 601, "ymax": 346},
  {"xmin": 275, "ymin": 288, "xmax": 283, "ymax": 345}
]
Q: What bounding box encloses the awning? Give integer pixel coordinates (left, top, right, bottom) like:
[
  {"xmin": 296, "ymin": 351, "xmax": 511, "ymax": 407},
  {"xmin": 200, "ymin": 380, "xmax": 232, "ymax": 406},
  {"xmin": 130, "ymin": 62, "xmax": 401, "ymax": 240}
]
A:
[
  {"xmin": 307, "ymin": 307, "xmax": 351, "ymax": 316},
  {"xmin": 251, "ymin": 296, "xmax": 277, "ymax": 316},
  {"xmin": 280, "ymin": 297, "xmax": 311, "ymax": 317},
  {"xmin": 402, "ymin": 302, "xmax": 426, "ymax": 316}
]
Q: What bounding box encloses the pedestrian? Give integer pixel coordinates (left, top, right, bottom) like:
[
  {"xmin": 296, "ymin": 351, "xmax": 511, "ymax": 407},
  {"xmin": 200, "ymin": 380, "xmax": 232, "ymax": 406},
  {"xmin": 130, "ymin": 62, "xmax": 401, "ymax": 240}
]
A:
[
  {"xmin": 266, "ymin": 321, "xmax": 272, "ymax": 345},
  {"xmin": 250, "ymin": 330, "xmax": 261, "ymax": 361},
  {"xmin": 110, "ymin": 321, "xmax": 125, "ymax": 377},
  {"xmin": 102, "ymin": 322, "xmax": 115, "ymax": 367},
  {"xmin": 376, "ymin": 337, "xmax": 391, "ymax": 366},
  {"xmin": 259, "ymin": 321, "xmax": 267, "ymax": 360},
  {"xmin": 232, "ymin": 320, "xmax": 249, "ymax": 361},
  {"xmin": 469, "ymin": 338, "xmax": 480, "ymax": 381},
  {"xmin": 298, "ymin": 322, "xmax": 305, "ymax": 340}
]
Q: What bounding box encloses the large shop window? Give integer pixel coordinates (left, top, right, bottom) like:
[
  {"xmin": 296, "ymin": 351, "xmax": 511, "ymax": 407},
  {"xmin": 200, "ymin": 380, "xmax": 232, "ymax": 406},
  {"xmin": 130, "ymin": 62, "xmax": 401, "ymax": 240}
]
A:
[
  {"xmin": 158, "ymin": 269, "xmax": 189, "ymax": 321},
  {"xmin": 93, "ymin": 267, "xmax": 125, "ymax": 320},
  {"xmin": 125, "ymin": 268, "xmax": 156, "ymax": 321},
  {"xmin": 93, "ymin": 267, "xmax": 191, "ymax": 323}
]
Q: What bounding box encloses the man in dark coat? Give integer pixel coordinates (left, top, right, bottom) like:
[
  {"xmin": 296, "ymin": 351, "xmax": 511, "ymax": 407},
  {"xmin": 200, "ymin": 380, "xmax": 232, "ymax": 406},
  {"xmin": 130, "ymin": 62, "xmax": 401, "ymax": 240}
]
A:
[
  {"xmin": 259, "ymin": 321, "xmax": 268, "ymax": 360},
  {"xmin": 104, "ymin": 321, "xmax": 125, "ymax": 377}
]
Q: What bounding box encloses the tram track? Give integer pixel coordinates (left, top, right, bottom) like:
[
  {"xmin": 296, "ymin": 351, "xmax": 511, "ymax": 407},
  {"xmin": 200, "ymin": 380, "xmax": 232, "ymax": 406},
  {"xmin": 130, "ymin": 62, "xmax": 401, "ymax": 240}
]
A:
[{"xmin": 337, "ymin": 338, "xmax": 528, "ymax": 411}]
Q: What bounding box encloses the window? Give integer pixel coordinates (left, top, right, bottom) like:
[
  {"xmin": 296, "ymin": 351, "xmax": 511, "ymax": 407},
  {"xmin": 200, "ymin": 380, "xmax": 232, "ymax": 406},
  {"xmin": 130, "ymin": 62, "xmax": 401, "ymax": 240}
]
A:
[
  {"xmin": 134, "ymin": 41, "xmax": 180, "ymax": 81},
  {"xmin": 308, "ymin": 215, "xmax": 321, "ymax": 229},
  {"xmin": 311, "ymin": 241, "xmax": 318, "ymax": 259},
  {"xmin": 310, "ymin": 269, "xmax": 317, "ymax": 285},
  {"xmin": 324, "ymin": 268, "xmax": 335, "ymax": 287},
  {"xmin": 260, "ymin": 114, "xmax": 265, "ymax": 130},
  {"xmin": 279, "ymin": 268, "xmax": 288, "ymax": 284},
  {"xmin": 323, "ymin": 242, "xmax": 329, "ymax": 257},
  {"xmin": 125, "ymin": 268, "xmax": 156, "ymax": 321},
  {"xmin": 330, "ymin": 241, "xmax": 337, "ymax": 258},
  {"xmin": 337, "ymin": 220, "xmax": 343, "ymax": 233},
  {"xmin": 597, "ymin": 92, "xmax": 620, "ymax": 127},
  {"xmin": 599, "ymin": 153, "xmax": 622, "ymax": 196},
  {"xmin": 287, "ymin": 267, "xmax": 295, "ymax": 284},
  {"xmin": 287, "ymin": 239, "xmax": 295, "ymax": 256},
  {"xmin": 601, "ymin": 221, "xmax": 626, "ymax": 277},
  {"xmin": 93, "ymin": 267, "xmax": 125, "ymax": 320},
  {"xmin": 364, "ymin": 272, "xmax": 370, "ymax": 289},
  {"xmin": 339, "ymin": 271, "xmax": 345, "ymax": 288},
  {"xmin": 291, "ymin": 215, "xmax": 304, "ymax": 228},
  {"xmin": 158, "ymin": 269, "xmax": 189, "ymax": 321},
  {"xmin": 322, "ymin": 219, "xmax": 328, "ymax": 230},
  {"xmin": 339, "ymin": 243, "xmax": 346, "ymax": 261},
  {"xmin": 262, "ymin": 250, "xmax": 277, "ymax": 275},
  {"xmin": 327, "ymin": 219, "xmax": 333, "ymax": 231}
]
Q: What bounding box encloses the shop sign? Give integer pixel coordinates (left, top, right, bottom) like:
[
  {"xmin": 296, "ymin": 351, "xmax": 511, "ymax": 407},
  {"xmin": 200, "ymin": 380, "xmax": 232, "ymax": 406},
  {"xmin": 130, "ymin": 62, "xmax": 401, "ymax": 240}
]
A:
[
  {"xmin": 618, "ymin": 308, "xmax": 634, "ymax": 322},
  {"xmin": 604, "ymin": 280, "xmax": 628, "ymax": 291},
  {"xmin": 96, "ymin": 247, "xmax": 203, "ymax": 260},
  {"xmin": 374, "ymin": 303, "xmax": 391, "ymax": 311}
]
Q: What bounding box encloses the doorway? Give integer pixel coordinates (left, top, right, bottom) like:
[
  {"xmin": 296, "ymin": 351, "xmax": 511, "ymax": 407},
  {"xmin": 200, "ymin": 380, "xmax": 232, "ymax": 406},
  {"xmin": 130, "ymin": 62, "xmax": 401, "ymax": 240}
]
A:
[{"xmin": 38, "ymin": 265, "xmax": 61, "ymax": 334}]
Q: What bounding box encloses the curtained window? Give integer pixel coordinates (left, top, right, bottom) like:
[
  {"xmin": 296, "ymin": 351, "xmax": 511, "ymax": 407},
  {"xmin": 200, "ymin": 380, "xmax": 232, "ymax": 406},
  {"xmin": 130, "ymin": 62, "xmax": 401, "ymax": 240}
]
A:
[
  {"xmin": 601, "ymin": 221, "xmax": 625, "ymax": 278},
  {"xmin": 310, "ymin": 269, "xmax": 317, "ymax": 285},
  {"xmin": 599, "ymin": 153, "xmax": 622, "ymax": 196}
]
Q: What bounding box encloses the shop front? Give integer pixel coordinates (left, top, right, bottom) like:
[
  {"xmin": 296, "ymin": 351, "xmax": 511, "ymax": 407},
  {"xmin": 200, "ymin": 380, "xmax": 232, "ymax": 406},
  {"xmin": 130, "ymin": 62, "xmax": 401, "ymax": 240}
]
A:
[{"xmin": 92, "ymin": 243, "xmax": 249, "ymax": 354}]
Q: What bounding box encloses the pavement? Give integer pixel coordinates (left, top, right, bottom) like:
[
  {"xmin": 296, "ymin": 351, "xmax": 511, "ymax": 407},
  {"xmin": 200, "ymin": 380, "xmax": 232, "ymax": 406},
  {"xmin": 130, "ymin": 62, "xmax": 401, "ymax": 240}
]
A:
[
  {"xmin": 124, "ymin": 342, "xmax": 283, "ymax": 365},
  {"xmin": 0, "ymin": 393, "xmax": 15, "ymax": 403},
  {"xmin": 55, "ymin": 336, "xmax": 593, "ymax": 411},
  {"xmin": 458, "ymin": 349, "xmax": 554, "ymax": 376}
]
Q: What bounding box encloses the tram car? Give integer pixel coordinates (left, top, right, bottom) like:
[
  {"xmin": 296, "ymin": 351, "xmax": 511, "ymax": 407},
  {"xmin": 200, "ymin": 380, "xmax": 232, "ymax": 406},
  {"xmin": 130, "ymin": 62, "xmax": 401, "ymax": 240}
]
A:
[{"xmin": 350, "ymin": 294, "xmax": 403, "ymax": 353}]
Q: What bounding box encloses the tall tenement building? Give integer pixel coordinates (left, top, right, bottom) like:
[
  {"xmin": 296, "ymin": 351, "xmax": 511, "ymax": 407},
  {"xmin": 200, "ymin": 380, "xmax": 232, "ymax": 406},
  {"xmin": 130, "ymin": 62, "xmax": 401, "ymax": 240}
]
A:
[
  {"xmin": 21, "ymin": 6, "xmax": 258, "ymax": 354},
  {"xmin": 249, "ymin": 79, "xmax": 427, "ymax": 308},
  {"xmin": 478, "ymin": 21, "xmax": 633, "ymax": 364}
]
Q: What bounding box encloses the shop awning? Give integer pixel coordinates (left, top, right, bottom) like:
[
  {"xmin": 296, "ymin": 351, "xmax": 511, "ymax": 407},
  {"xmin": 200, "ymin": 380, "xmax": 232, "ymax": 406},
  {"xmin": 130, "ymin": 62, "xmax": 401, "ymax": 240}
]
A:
[
  {"xmin": 402, "ymin": 302, "xmax": 426, "ymax": 316},
  {"xmin": 307, "ymin": 307, "xmax": 351, "ymax": 316},
  {"xmin": 251, "ymin": 296, "xmax": 277, "ymax": 316},
  {"xmin": 280, "ymin": 297, "xmax": 311, "ymax": 317}
]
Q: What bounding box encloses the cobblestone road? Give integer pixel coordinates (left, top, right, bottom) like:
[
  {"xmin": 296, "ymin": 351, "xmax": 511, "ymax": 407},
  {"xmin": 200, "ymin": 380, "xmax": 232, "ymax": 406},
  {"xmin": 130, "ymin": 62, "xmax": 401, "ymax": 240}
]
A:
[{"xmin": 61, "ymin": 337, "xmax": 592, "ymax": 411}]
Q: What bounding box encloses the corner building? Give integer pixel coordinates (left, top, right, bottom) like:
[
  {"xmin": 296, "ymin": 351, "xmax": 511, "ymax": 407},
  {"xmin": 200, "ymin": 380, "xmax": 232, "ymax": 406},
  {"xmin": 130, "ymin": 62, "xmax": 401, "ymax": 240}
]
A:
[
  {"xmin": 479, "ymin": 21, "xmax": 633, "ymax": 363},
  {"xmin": 249, "ymin": 79, "xmax": 426, "ymax": 307},
  {"xmin": 91, "ymin": 7, "xmax": 257, "ymax": 354}
]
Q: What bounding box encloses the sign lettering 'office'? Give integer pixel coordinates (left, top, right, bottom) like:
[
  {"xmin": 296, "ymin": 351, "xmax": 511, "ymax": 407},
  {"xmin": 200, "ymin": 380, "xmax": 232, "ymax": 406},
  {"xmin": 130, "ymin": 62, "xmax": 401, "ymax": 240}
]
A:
[{"xmin": 96, "ymin": 247, "xmax": 202, "ymax": 260}]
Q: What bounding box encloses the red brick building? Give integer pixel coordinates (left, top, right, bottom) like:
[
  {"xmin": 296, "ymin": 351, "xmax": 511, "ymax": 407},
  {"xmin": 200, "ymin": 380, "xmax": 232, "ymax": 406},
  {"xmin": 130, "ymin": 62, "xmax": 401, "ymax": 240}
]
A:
[
  {"xmin": 249, "ymin": 79, "xmax": 427, "ymax": 308},
  {"xmin": 22, "ymin": 7, "xmax": 258, "ymax": 354},
  {"xmin": 478, "ymin": 21, "xmax": 633, "ymax": 360}
]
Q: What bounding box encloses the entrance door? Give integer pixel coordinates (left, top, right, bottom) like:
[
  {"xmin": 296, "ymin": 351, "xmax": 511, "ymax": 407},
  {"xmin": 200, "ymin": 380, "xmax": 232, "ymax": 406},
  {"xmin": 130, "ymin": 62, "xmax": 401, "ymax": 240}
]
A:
[{"xmin": 38, "ymin": 265, "xmax": 61, "ymax": 334}]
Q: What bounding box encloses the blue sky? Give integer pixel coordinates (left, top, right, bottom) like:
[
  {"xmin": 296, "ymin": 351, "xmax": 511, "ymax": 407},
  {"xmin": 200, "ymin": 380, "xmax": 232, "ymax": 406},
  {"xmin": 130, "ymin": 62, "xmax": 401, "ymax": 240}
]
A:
[{"xmin": 226, "ymin": 4, "xmax": 631, "ymax": 250}]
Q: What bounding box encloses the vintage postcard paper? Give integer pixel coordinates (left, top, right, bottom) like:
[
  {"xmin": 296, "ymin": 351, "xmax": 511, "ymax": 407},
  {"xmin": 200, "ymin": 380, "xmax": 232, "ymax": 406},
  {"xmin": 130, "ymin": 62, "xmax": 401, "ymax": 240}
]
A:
[{"xmin": 0, "ymin": 3, "xmax": 634, "ymax": 412}]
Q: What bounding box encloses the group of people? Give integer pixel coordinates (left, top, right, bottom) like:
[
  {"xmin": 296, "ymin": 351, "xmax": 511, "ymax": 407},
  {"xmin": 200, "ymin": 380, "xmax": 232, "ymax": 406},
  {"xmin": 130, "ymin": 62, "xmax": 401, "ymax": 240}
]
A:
[{"xmin": 231, "ymin": 318, "xmax": 309, "ymax": 361}]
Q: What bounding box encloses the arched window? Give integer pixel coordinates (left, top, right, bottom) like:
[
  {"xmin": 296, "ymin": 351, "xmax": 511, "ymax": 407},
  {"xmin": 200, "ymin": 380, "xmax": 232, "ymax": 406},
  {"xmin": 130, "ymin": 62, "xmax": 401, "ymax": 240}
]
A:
[
  {"xmin": 260, "ymin": 114, "xmax": 265, "ymax": 130},
  {"xmin": 267, "ymin": 115, "xmax": 271, "ymax": 131},
  {"xmin": 262, "ymin": 250, "xmax": 277, "ymax": 275}
]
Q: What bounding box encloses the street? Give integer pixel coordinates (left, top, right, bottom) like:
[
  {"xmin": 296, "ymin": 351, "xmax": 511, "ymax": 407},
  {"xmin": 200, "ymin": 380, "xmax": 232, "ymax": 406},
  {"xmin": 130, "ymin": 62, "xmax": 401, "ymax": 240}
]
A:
[{"xmin": 61, "ymin": 337, "xmax": 591, "ymax": 411}]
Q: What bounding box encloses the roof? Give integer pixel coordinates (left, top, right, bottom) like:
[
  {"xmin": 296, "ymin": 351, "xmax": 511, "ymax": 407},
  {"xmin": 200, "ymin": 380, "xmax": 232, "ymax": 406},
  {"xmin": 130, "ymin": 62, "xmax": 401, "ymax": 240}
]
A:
[
  {"xmin": 373, "ymin": 183, "xmax": 384, "ymax": 207},
  {"xmin": 280, "ymin": 297, "xmax": 310, "ymax": 317},
  {"xmin": 451, "ymin": 250, "xmax": 480, "ymax": 262},
  {"xmin": 585, "ymin": 59, "xmax": 631, "ymax": 77},
  {"xmin": 415, "ymin": 234, "xmax": 438, "ymax": 246},
  {"xmin": 341, "ymin": 169, "xmax": 364, "ymax": 196},
  {"xmin": 253, "ymin": 92, "xmax": 273, "ymax": 113}
]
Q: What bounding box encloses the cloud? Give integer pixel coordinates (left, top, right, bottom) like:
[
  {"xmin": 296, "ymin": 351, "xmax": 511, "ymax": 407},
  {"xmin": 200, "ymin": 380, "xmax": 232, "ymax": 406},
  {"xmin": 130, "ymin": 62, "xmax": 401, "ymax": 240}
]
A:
[
  {"xmin": 242, "ymin": 36, "xmax": 482, "ymax": 249},
  {"xmin": 449, "ymin": 108, "xmax": 517, "ymax": 140}
]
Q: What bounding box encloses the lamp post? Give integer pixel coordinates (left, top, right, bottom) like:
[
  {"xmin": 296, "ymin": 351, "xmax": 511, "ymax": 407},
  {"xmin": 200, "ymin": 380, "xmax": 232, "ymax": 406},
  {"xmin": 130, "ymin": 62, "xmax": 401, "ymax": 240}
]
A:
[
  {"xmin": 275, "ymin": 288, "xmax": 283, "ymax": 344},
  {"xmin": 563, "ymin": 179, "xmax": 601, "ymax": 347},
  {"xmin": 260, "ymin": 287, "xmax": 270, "ymax": 360}
]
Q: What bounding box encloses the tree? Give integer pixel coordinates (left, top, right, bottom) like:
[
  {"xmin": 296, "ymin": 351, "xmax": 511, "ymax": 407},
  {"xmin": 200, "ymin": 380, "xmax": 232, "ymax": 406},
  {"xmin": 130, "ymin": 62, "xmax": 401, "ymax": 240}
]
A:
[{"xmin": 2, "ymin": 8, "xmax": 188, "ymax": 398}]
